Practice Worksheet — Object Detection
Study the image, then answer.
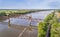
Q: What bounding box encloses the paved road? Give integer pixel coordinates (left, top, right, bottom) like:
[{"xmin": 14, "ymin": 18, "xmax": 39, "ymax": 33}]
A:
[{"xmin": 0, "ymin": 22, "xmax": 38, "ymax": 37}]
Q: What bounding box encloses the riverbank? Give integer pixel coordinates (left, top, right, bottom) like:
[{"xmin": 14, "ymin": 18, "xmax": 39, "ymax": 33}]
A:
[
  {"xmin": 0, "ymin": 11, "xmax": 39, "ymax": 21},
  {"xmin": 0, "ymin": 14, "xmax": 22, "ymax": 21}
]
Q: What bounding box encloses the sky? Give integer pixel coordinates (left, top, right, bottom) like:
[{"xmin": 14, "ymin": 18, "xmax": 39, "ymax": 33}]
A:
[{"xmin": 0, "ymin": 0, "xmax": 60, "ymax": 9}]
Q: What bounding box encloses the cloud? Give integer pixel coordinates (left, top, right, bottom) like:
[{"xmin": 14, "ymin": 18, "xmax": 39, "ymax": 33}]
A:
[
  {"xmin": 0, "ymin": 0, "xmax": 60, "ymax": 9},
  {"xmin": 47, "ymin": 0, "xmax": 60, "ymax": 9}
]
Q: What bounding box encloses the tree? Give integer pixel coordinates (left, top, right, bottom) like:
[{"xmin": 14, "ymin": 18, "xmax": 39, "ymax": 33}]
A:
[{"xmin": 38, "ymin": 12, "xmax": 55, "ymax": 37}]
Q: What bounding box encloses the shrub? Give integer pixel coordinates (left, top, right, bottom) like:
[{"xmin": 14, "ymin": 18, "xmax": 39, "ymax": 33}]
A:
[
  {"xmin": 38, "ymin": 12, "xmax": 55, "ymax": 37},
  {"xmin": 0, "ymin": 12, "xmax": 6, "ymax": 16},
  {"xmin": 38, "ymin": 22, "xmax": 48, "ymax": 37}
]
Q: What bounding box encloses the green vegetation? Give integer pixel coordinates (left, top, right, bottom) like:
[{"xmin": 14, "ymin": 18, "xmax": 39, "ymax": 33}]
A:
[
  {"xmin": 38, "ymin": 10, "xmax": 60, "ymax": 37},
  {"xmin": 0, "ymin": 10, "xmax": 28, "ymax": 16},
  {"xmin": 38, "ymin": 12, "xmax": 55, "ymax": 37},
  {"xmin": 0, "ymin": 9, "xmax": 40, "ymax": 20},
  {"xmin": 44, "ymin": 12, "xmax": 54, "ymax": 22},
  {"xmin": 0, "ymin": 12, "xmax": 6, "ymax": 16},
  {"xmin": 38, "ymin": 22, "xmax": 48, "ymax": 37},
  {"xmin": 0, "ymin": 9, "xmax": 40, "ymax": 16}
]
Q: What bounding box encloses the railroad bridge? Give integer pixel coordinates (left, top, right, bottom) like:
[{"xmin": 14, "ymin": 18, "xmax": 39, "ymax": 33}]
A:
[{"xmin": 15, "ymin": 15, "xmax": 43, "ymax": 22}]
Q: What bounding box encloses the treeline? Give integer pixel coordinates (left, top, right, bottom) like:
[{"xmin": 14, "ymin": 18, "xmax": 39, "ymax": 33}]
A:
[
  {"xmin": 38, "ymin": 10, "xmax": 60, "ymax": 37},
  {"xmin": 0, "ymin": 10, "xmax": 40, "ymax": 16}
]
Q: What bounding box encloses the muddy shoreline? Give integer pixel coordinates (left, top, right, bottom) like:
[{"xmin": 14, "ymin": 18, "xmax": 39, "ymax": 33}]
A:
[{"xmin": 0, "ymin": 14, "xmax": 22, "ymax": 20}]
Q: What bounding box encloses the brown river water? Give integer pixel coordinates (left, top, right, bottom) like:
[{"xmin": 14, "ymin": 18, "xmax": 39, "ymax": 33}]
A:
[{"xmin": 0, "ymin": 11, "xmax": 53, "ymax": 37}]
